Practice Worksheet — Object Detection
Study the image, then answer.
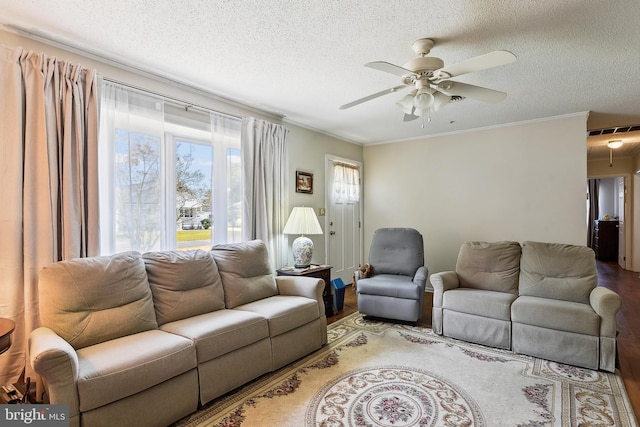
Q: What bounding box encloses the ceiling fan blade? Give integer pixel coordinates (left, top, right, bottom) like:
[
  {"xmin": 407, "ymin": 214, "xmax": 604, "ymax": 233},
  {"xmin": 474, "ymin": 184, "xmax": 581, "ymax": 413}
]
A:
[
  {"xmin": 365, "ymin": 61, "xmax": 415, "ymax": 77},
  {"xmin": 436, "ymin": 81, "xmax": 507, "ymax": 104},
  {"xmin": 435, "ymin": 50, "xmax": 516, "ymax": 79},
  {"xmin": 339, "ymin": 85, "xmax": 407, "ymax": 110}
]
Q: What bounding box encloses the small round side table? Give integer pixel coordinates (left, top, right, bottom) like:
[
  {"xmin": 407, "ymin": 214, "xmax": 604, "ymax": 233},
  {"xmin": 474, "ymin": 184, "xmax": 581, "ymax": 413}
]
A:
[{"xmin": 0, "ymin": 318, "xmax": 16, "ymax": 355}]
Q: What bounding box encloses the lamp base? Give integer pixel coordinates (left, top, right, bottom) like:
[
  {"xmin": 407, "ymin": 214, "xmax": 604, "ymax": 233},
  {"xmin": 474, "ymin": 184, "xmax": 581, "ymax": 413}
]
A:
[{"xmin": 292, "ymin": 235, "xmax": 314, "ymax": 268}]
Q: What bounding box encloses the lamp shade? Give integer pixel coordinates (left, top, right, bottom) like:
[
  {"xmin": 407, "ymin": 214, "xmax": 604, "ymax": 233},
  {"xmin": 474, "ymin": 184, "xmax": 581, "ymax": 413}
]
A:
[
  {"xmin": 283, "ymin": 207, "xmax": 323, "ymax": 235},
  {"xmin": 283, "ymin": 207, "xmax": 323, "ymax": 268}
]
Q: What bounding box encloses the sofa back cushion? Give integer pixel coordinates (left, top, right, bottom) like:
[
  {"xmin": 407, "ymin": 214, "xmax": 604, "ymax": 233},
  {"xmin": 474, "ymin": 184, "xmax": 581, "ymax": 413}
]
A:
[
  {"xmin": 38, "ymin": 251, "xmax": 158, "ymax": 349},
  {"xmin": 211, "ymin": 240, "xmax": 278, "ymax": 308},
  {"xmin": 519, "ymin": 241, "xmax": 597, "ymax": 304},
  {"xmin": 455, "ymin": 241, "xmax": 521, "ymax": 294},
  {"xmin": 143, "ymin": 250, "xmax": 225, "ymax": 325},
  {"xmin": 369, "ymin": 228, "xmax": 424, "ymax": 276}
]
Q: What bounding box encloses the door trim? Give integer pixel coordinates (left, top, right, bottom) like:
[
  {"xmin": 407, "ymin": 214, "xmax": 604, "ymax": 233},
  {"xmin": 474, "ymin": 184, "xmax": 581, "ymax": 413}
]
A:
[{"xmin": 588, "ymin": 173, "xmax": 632, "ymax": 270}]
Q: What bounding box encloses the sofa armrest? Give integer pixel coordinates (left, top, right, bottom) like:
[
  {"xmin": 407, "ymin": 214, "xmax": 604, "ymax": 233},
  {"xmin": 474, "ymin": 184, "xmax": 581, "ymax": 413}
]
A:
[
  {"xmin": 29, "ymin": 327, "xmax": 80, "ymax": 417},
  {"xmin": 590, "ymin": 286, "xmax": 621, "ymax": 338},
  {"xmin": 413, "ymin": 266, "xmax": 429, "ymax": 290},
  {"xmin": 430, "ymin": 271, "xmax": 459, "ymax": 335},
  {"xmin": 430, "ymin": 271, "xmax": 460, "ymax": 308},
  {"xmin": 276, "ymin": 276, "xmax": 325, "ymax": 317}
]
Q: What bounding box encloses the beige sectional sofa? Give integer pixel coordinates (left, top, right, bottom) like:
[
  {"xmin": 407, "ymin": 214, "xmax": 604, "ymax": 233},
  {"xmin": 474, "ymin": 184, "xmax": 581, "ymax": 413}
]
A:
[
  {"xmin": 29, "ymin": 240, "xmax": 327, "ymax": 427},
  {"xmin": 431, "ymin": 240, "xmax": 621, "ymax": 372}
]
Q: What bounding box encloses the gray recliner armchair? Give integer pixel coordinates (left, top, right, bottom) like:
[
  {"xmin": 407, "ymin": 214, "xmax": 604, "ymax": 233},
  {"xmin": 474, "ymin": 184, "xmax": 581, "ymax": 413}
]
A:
[{"xmin": 356, "ymin": 228, "xmax": 428, "ymax": 322}]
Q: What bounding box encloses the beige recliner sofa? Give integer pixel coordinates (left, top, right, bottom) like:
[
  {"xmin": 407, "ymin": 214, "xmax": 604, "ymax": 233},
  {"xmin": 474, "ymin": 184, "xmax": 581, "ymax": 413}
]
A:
[
  {"xmin": 29, "ymin": 240, "xmax": 326, "ymax": 427},
  {"xmin": 431, "ymin": 240, "xmax": 621, "ymax": 372}
]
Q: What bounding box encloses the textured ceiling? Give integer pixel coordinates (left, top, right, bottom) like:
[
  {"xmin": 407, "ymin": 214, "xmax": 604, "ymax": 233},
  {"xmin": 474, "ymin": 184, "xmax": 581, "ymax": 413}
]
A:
[{"xmin": 1, "ymin": 0, "xmax": 640, "ymax": 154}]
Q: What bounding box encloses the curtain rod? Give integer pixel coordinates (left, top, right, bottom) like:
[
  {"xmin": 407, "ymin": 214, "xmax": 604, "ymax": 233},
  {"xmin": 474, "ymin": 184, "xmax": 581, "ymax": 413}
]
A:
[
  {"xmin": 102, "ymin": 77, "xmax": 241, "ymax": 120},
  {"xmin": 333, "ymin": 160, "xmax": 360, "ymax": 169}
]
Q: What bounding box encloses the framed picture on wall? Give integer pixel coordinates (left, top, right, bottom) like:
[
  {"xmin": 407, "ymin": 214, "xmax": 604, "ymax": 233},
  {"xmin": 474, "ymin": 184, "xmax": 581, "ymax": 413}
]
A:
[{"xmin": 296, "ymin": 171, "xmax": 313, "ymax": 194}]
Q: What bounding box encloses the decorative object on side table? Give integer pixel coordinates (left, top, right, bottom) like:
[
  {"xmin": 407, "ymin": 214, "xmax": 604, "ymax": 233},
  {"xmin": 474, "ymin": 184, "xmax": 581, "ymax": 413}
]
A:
[
  {"xmin": 277, "ymin": 265, "xmax": 334, "ymax": 317},
  {"xmin": 283, "ymin": 206, "xmax": 323, "ymax": 268}
]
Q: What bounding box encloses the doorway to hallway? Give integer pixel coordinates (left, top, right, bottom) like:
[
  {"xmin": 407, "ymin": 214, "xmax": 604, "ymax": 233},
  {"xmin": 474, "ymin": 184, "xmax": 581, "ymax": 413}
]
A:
[{"xmin": 588, "ymin": 176, "xmax": 627, "ymax": 269}]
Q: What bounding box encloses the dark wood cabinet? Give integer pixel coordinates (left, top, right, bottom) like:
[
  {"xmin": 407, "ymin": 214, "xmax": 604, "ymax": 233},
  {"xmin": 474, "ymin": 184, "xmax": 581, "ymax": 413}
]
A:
[
  {"xmin": 276, "ymin": 265, "xmax": 333, "ymax": 317},
  {"xmin": 594, "ymin": 220, "xmax": 619, "ymax": 261}
]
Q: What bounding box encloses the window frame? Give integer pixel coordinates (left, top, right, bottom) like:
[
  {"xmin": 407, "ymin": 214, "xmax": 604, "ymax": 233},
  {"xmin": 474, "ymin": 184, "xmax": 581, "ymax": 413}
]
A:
[{"xmin": 99, "ymin": 83, "xmax": 242, "ymax": 255}]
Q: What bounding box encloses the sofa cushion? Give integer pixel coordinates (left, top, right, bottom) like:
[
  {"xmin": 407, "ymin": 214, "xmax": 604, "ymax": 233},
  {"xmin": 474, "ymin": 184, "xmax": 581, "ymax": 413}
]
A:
[
  {"xmin": 143, "ymin": 250, "xmax": 225, "ymax": 325},
  {"xmin": 369, "ymin": 228, "xmax": 424, "ymax": 276},
  {"xmin": 519, "ymin": 241, "xmax": 597, "ymax": 304},
  {"xmin": 76, "ymin": 329, "xmax": 196, "ymax": 412},
  {"xmin": 160, "ymin": 309, "xmax": 269, "ymax": 361},
  {"xmin": 455, "ymin": 241, "xmax": 521, "ymax": 294},
  {"xmin": 512, "ymin": 295, "xmax": 600, "ymax": 336},
  {"xmin": 38, "ymin": 252, "xmax": 158, "ymax": 349},
  {"xmin": 443, "ymin": 288, "xmax": 517, "ymax": 321},
  {"xmin": 211, "ymin": 240, "xmax": 278, "ymax": 308},
  {"xmin": 235, "ymin": 295, "xmax": 319, "ymax": 337},
  {"xmin": 356, "ymin": 274, "xmax": 423, "ymax": 299}
]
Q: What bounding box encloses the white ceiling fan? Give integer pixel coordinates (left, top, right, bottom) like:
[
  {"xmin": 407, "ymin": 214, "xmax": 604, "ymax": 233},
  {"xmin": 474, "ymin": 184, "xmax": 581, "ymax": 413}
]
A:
[{"xmin": 340, "ymin": 38, "xmax": 517, "ymax": 123}]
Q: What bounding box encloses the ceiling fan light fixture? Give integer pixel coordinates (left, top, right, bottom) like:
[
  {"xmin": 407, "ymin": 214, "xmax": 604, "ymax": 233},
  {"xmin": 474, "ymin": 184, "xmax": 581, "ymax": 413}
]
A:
[
  {"xmin": 396, "ymin": 91, "xmax": 416, "ymax": 114},
  {"xmin": 432, "ymin": 91, "xmax": 451, "ymax": 111},
  {"xmin": 413, "ymin": 89, "xmax": 434, "ymax": 109},
  {"xmin": 608, "ymin": 140, "xmax": 623, "ymax": 149},
  {"xmin": 339, "ymin": 38, "xmax": 516, "ymax": 124}
]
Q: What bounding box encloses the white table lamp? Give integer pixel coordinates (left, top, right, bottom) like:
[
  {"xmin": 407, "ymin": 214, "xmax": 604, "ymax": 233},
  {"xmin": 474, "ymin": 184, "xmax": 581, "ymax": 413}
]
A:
[{"xmin": 283, "ymin": 207, "xmax": 323, "ymax": 268}]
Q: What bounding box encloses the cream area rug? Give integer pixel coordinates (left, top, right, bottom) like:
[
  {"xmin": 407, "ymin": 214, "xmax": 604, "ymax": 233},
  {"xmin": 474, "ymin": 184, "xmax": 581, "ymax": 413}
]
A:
[{"xmin": 174, "ymin": 313, "xmax": 638, "ymax": 427}]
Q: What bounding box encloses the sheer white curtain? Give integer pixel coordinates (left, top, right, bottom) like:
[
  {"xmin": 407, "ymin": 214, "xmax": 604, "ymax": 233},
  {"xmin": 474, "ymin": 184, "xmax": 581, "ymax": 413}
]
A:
[
  {"xmin": 0, "ymin": 46, "xmax": 99, "ymax": 383},
  {"xmin": 210, "ymin": 112, "xmax": 243, "ymax": 244},
  {"xmin": 333, "ymin": 162, "xmax": 360, "ymax": 204},
  {"xmin": 241, "ymin": 117, "xmax": 289, "ymax": 269},
  {"xmin": 99, "ymin": 82, "xmax": 165, "ymax": 254}
]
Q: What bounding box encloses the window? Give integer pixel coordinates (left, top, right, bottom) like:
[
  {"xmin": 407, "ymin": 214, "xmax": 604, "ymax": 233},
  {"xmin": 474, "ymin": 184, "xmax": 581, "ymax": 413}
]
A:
[{"xmin": 99, "ymin": 82, "xmax": 242, "ymax": 254}]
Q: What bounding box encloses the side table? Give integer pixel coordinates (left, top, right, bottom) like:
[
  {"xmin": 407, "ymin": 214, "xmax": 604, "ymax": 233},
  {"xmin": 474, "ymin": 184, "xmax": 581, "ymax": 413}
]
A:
[
  {"xmin": 1, "ymin": 318, "xmax": 22, "ymax": 404},
  {"xmin": 277, "ymin": 265, "xmax": 334, "ymax": 317},
  {"xmin": 0, "ymin": 318, "xmax": 15, "ymax": 355}
]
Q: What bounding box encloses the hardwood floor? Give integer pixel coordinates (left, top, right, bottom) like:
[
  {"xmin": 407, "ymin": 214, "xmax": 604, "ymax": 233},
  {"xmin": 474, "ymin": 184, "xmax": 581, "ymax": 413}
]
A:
[
  {"xmin": 596, "ymin": 260, "xmax": 640, "ymax": 419},
  {"xmin": 328, "ymin": 262, "xmax": 639, "ymax": 419}
]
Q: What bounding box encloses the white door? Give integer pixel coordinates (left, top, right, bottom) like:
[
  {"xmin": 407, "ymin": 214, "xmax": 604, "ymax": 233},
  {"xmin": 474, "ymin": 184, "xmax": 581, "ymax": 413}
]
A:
[
  {"xmin": 617, "ymin": 176, "xmax": 626, "ymax": 268},
  {"xmin": 325, "ymin": 156, "xmax": 363, "ymax": 285}
]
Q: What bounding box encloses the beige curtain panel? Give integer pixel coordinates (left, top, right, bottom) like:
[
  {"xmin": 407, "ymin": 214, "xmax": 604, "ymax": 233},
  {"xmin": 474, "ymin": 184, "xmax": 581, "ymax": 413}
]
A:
[
  {"xmin": 0, "ymin": 45, "xmax": 99, "ymax": 384},
  {"xmin": 241, "ymin": 117, "xmax": 289, "ymax": 270}
]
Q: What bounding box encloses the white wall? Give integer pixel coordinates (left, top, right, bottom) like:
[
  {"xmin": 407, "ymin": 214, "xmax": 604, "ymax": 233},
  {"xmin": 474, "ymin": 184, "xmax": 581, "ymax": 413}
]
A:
[
  {"xmin": 598, "ymin": 178, "xmax": 617, "ymax": 219},
  {"xmin": 363, "ymin": 113, "xmax": 589, "ymax": 275}
]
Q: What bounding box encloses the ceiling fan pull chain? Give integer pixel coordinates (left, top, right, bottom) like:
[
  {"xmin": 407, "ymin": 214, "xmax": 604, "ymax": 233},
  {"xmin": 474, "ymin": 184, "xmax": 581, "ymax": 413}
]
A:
[{"xmin": 420, "ymin": 109, "xmax": 433, "ymax": 129}]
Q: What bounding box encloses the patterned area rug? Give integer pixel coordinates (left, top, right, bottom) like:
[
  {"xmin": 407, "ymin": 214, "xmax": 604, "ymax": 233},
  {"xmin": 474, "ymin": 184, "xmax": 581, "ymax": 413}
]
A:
[{"xmin": 174, "ymin": 313, "xmax": 638, "ymax": 427}]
